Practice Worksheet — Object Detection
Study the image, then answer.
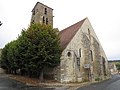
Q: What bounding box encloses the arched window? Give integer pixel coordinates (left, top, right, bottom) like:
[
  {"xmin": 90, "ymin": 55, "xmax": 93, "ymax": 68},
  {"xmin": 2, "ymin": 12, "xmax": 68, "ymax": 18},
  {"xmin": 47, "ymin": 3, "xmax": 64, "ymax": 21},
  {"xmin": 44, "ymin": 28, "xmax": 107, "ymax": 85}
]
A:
[
  {"xmin": 43, "ymin": 16, "xmax": 45, "ymax": 23},
  {"xmin": 46, "ymin": 18, "xmax": 48, "ymax": 24},
  {"xmin": 88, "ymin": 28, "xmax": 91, "ymax": 40},
  {"xmin": 79, "ymin": 48, "xmax": 81, "ymax": 57},
  {"xmin": 90, "ymin": 50, "xmax": 93, "ymax": 61},
  {"xmin": 45, "ymin": 8, "xmax": 47, "ymax": 15}
]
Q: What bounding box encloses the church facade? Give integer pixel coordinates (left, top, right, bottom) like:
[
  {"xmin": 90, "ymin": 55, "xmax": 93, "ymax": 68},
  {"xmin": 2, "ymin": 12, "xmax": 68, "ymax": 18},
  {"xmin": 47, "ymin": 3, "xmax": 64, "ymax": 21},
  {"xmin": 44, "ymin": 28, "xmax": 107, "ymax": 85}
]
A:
[
  {"xmin": 31, "ymin": 2, "xmax": 109, "ymax": 83},
  {"xmin": 59, "ymin": 18, "xmax": 109, "ymax": 82}
]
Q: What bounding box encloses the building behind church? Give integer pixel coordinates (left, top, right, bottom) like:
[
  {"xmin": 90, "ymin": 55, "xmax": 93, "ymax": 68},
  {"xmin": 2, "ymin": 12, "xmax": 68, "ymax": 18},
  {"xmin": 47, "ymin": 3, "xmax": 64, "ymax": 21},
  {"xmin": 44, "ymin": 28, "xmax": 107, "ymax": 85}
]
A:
[
  {"xmin": 0, "ymin": 49, "xmax": 2, "ymax": 61},
  {"xmin": 108, "ymin": 60, "xmax": 118, "ymax": 75},
  {"xmin": 31, "ymin": 2, "xmax": 109, "ymax": 83}
]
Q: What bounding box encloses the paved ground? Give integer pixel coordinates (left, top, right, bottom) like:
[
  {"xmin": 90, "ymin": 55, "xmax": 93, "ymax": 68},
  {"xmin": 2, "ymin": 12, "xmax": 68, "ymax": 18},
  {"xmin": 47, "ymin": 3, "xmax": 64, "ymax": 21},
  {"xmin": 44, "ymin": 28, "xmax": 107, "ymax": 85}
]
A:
[
  {"xmin": 77, "ymin": 74, "xmax": 120, "ymax": 90},
  {"xmin": 0, "ymin": 74, "xmax": 120, "ymax": 90},
  {"xmin": 0, "ymin": 75, "xmax": 55, "ymax": 90}
]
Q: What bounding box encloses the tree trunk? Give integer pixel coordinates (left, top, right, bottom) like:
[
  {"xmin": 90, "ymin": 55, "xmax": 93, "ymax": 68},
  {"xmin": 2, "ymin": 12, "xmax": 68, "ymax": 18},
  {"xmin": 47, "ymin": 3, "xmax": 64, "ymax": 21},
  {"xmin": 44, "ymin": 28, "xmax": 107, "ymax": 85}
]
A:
[
  {"xmin": 39, "ymin": 69, "xmax": 44, "ymax": 82},
  {"xmin": 14, "ymin": 69, "xmax": 17, "ymax": 75}
]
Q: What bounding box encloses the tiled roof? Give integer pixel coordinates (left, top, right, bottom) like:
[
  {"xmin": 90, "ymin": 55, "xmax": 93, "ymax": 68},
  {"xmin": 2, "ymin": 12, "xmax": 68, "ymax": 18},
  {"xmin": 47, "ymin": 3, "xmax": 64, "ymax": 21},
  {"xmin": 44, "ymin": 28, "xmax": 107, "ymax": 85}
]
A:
[{"xmin": 59, "ymin": 18, "xmax": 86, "ymax": 50}]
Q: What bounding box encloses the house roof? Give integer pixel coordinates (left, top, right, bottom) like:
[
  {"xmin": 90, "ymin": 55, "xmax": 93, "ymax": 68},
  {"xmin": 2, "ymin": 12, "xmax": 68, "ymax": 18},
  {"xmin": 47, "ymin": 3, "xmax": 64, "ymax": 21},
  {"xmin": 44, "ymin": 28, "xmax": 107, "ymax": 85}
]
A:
[
  {"xmin": 59, "ymin": 18, "xmax": 87, "ymax": 50},
  {"xmin": 32, "ymin": 2, "xmax": 53, "ymax": 12}
]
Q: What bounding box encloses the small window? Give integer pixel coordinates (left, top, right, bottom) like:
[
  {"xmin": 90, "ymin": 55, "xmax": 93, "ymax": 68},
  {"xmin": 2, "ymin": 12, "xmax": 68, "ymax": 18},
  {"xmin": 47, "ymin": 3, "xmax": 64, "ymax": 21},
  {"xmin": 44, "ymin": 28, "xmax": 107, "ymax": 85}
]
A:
[
  {"xmin": 88, "ymin": 28, "xmax": 90, "ymax": 34},
  {"xmin": 77, "ymin": 58, "xmax": 80, "ymax": 71},
  {"xmin": 46, "ymin": 18, "xmax": 48, "ymax": 24},
  {"xmin": 90, "ymin": 50, "xmax": 93, "ymax": 61},
  {"xmin": 88, "ymin": 28, "xmax": 91, "ymax": 39},
  {"xmin": 43, "ymin": 16, "xmax": 45, "ymax": 23},
  {"xmin": 79, "ymin": 48, "xmax": 81, "ymax": 57},
  {"xmin": 33, "ymin": 10, "xmax": 35, "ymax": 15},
  {"xmin": 32, "ymin": 20, "xmax": 34, "ymax": 24},
  {"xmin": 45, "ymin": 8, "xmax": 47, "ymax": 15},
  {"xmin": 67, "ymin": 52, "xmax": 71, "ymax": 57}
]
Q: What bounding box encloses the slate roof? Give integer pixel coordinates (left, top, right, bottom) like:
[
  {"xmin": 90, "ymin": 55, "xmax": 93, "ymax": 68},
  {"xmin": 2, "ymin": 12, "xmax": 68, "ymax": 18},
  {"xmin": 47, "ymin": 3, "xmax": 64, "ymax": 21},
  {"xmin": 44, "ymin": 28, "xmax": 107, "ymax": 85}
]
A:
[{"xmin": 59, "ymin": 18, "xmax": 86, "ymax": 50}]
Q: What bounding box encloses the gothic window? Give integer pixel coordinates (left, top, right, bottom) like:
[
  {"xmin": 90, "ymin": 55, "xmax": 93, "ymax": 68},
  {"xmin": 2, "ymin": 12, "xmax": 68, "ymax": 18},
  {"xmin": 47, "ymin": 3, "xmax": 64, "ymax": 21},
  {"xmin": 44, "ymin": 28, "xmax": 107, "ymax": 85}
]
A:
[
  {"xmin": 90, "ymin": 50, "xmax": 93, "ymax": 61},
  {"xmin": 43, "ymin": 16, "xmax": 45, "ymax": 23},
  {"xmin": 45, "ymin": 8, "xmax": 47, "ymax": 15},
  {"xmin": 79, "ymin": 48, "xmax": 81, "ymax": 57},
  {"xmin": 46, "ymin": 18, "xmax": 48, "ymax": 24},
  {"xmin": 88, "ymin": 28, "xmax": 91, "ymax": 40}
]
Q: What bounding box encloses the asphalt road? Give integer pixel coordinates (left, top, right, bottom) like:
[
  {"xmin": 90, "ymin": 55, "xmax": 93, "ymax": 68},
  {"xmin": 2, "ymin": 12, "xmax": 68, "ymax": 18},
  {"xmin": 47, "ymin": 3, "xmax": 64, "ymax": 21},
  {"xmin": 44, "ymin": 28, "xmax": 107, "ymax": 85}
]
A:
[
  {"xmin": 77, "ymin": 74, "xmax": 120, "ymax": 90},
  {"xmin": 0, "ymin": 74, "xmax": 120, "ymax": 90},
  {"xmin": 0, "ymin": 75, "xmax": 54, "ymax": 90}
]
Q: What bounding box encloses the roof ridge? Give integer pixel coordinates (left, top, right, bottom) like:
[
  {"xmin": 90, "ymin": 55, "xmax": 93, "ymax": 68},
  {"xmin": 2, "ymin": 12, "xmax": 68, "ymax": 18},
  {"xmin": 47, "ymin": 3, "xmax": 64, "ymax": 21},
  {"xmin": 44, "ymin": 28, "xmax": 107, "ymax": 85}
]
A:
[
  {"xmin": 60, "ymin": 18, "xmax": 87, "ymax": 33},
  {"xmin": 59, "ymin": 18, "xmax": 87, "ymax": 50}
]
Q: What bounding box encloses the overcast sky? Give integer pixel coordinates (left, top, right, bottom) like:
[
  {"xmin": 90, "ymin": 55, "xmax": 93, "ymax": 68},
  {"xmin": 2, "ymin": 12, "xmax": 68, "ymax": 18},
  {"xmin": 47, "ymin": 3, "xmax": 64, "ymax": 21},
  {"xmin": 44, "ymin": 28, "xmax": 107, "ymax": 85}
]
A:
[{"xmin": 0, "ymin": 0, "xmax": 120, "ymax": 60}]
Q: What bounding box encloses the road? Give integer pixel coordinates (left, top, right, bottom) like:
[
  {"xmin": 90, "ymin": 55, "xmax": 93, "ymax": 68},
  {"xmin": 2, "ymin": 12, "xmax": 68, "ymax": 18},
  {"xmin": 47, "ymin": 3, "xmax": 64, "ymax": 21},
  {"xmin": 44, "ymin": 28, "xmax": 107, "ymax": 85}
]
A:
[
  {"xmin": 0, "ymin": 75, "xmax": 25, "ymax": 90},
  {"xmin": 77, "ymin": 74, "xmax": 120, "ymax": 90},
  {"xmin": 0, "ymin": 75, "xmax": 54, "ymax": 90},
  {"xmin": 0, "ymin": 74, "xmax": 120, "ymax": 90}
]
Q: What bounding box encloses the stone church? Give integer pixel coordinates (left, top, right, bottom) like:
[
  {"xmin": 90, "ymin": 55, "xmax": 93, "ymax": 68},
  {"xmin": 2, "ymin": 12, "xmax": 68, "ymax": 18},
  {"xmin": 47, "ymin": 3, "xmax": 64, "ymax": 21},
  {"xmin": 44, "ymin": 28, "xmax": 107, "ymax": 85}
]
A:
[{"xmin": 31, "ymin": 2, "xmax": 109, "ymax": 83}]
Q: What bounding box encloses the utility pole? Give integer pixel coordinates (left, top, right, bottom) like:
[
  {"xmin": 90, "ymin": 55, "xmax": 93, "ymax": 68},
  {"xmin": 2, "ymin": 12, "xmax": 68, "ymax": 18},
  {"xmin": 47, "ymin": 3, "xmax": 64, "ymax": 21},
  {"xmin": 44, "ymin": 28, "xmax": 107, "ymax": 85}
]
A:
[{"xmin": 0, "ymin": 21, "xmax": 2, "ymax": 26}]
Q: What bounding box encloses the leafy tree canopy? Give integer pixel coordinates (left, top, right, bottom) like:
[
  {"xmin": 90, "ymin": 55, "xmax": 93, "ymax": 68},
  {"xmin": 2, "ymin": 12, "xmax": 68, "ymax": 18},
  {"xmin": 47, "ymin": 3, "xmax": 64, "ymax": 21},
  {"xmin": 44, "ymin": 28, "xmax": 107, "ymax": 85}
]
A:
[{"xmin": 1, "ymin": 23, "xmax": 61, "ymax": 78}]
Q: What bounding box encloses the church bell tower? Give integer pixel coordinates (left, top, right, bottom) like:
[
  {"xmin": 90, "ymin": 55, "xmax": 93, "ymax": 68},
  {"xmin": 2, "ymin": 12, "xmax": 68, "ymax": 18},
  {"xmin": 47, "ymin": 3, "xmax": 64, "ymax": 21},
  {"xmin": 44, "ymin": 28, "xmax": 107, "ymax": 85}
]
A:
[{"xmin": 31, "ymin": 2, "xmax": 53, "ymax": 27}]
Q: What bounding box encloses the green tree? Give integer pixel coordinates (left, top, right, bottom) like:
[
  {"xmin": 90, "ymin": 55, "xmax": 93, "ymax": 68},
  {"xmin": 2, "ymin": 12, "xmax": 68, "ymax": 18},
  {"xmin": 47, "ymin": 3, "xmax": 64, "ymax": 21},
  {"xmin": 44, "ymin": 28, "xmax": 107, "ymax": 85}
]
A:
[
  {"xmin": 1, "ymin": 43, "xmax": 11, "ymax": 73},
  {"xmin": 25, "ymin": 23, "xmax": 61, "ymax": 80},
  {"xmin": 7, "ymin": 40, "xmax": 19, "ymax": 74},
  {"xmin": 16, "ymin": 30, "xmax": 30, "ymax": 76},
  {"xmin": 1, "ymin": 40, "xmax": 19, "ymax": 74},
  {"xmin": 1, "ymin": 23, "xmax": 61, "ymax": 81}
]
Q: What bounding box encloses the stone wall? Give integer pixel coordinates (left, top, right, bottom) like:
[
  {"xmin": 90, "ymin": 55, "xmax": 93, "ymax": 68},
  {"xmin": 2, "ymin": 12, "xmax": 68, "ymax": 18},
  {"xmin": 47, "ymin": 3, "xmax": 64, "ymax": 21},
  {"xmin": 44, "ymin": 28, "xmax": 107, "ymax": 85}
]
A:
[
  {"xmin": 81, "ymin": 33, "xmax": 91, "ymax": 81},
  {"xmin": 43, "ymin": 66, "xmax": 60, "ymax": 81},
  {"xmin": 60, "ymin": 18, "xmax": 109, "ymax": 83},
  {"xmin": 31, "ymin": 2, "xmax": 53, "ymax": 27},
  {"xmin": 92, "ymin": 37, "xmax": 101, "ymax": 77}
]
